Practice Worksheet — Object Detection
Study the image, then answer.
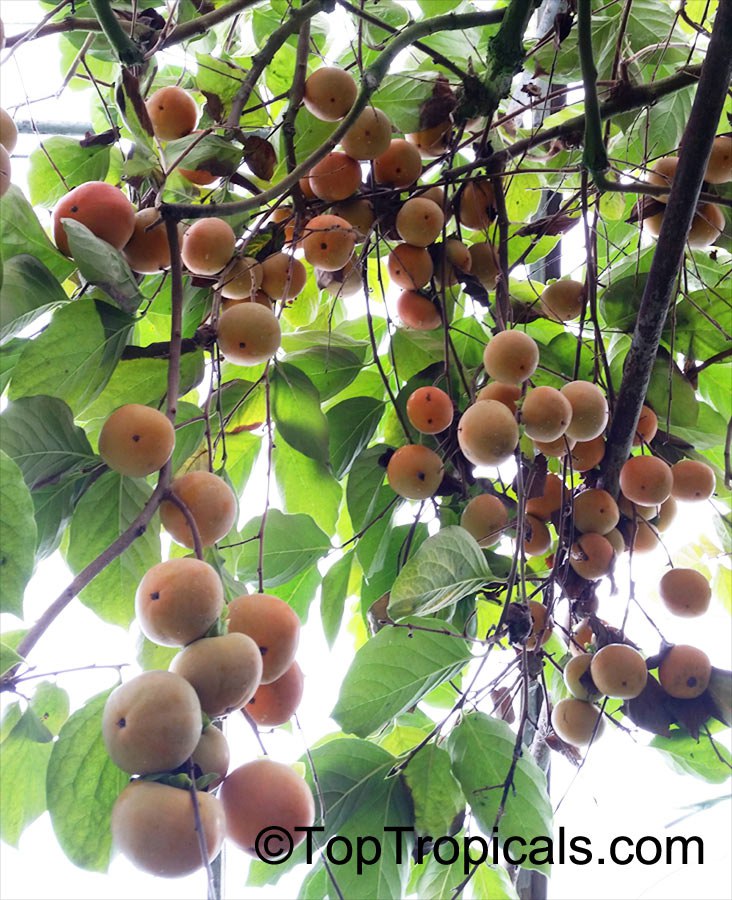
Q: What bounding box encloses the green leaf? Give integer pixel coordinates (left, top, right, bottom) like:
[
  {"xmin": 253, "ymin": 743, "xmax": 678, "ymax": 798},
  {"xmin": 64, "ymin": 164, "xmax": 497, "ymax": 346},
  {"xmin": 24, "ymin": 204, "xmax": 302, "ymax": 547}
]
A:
[
  {"xmin": 372, "ymin": 74, "xmax": 434, "ymax": 134},
  {"xmin": 169, "ymin": 400, "xmax": 206, "ymax": 475},
  {"xmin": 81, "ymin": 352, "xmax": 205, "ymax": 424},
  {"xmin": 47, "ymin": 690, "xmax": 129, "ymax": 871},
  {"xmin": 270, "ymin": 562, "xmax": 322, "ymax": 622},
  {"xmin": 388, "ymin": 526, "xmax": 492, "ymax": 620},
  {"xmin": 306, "ymin": 738, "xmax": 414, "ymax": 900},
  {"xmin": 0, "ymin": 254, "xmax": 69, "ymax": 346},
  {"xmin": 346, "ymin": 444, "xmax": 395, "ymax": 578},
  {"xmin": 0, "ymin": 709, "xmax": 54, "ymax": 846},
  {"xmin": 409, "ymin": 834, "xmax": 518, "ymax": 900},
  {"xmin": 28, "ymin": 137, "xmax": 110, "ymax": 208},
  {"xmin": 0, "ymin": 452, "xmax": 38, "ymax": 617},
  {"xmin": 404, "ymin": 743, "xmax": 465, "ymax": 837},
  {"xmin": 66, "ymin": 472, "xmax": 161, "ymax": 626},
  {"xmin": 30, "ymin": 682, "xmax": 70, "ymax": 737},
  {"xmin": 0, "ymin": 338, "xmax": 27, "ymax": 393},
  {"xmin": 321, "ymin": 552, "xmax": 353, "ymax": 647},
  {"xmin": 391, "ymin": 329, "xmax": 444, "ymax": 381},
  {"xmin": 63, "ymin": 220, "xmax": 142, "ymax": 313},
  {"xmin": 229, "ymin": 509, "xmax": 331, "ymax": 589},
  {"xmin": 646, "ymin": 351, "xmax": 698, "ymax": 428},
  {"xmin": 332, "ymin": 616, "xmax": 472, "ymax": 737},
  {"xmin": 363, "ymin": 0, "xmax": 410, "ymax": 47},
  {"xmin": 1, "ymin": 395, "xmax": 96, "ymax": 488},
  {"xmin": 273, "ymin": 438, "xmax": 342, "ymax": 534},
  {"xmin": 9, "ymin": 299, "xmax": 131, "ymax": 414},
  {"xmin": 650, "ymin": 729, "xmax": 732, "ymax": 783},
  {"xmin": 361, "ymin": 523, "xmax": 429, "ymax": 611},
  {"xmin": 286, "ymin": 345, "xmax": 363, "ymax": 401},
  {"xmin": 0, "ymin": 186, "xmax": 74, "ymax": 281},
  {"xmin": 446, "ymin": 712, "xmax": 553, "ymax": 872},
  {"xmin": 504, "ymin": 172, "xmax": 542, "ymax": 223},
  {"xmin": 0, "ymin": 642, "xmax": 23, "ymax": 677},
  {"xmin": 327, "ymin": 396, "xmax": 385, "ymax": 479},
  {"xmin": 164, "ymin": 133, "xmax": 242, "ymax": 178},
  {"xmin": 271, "ymin": 363, "xmax": 330, "ymax": 466}
]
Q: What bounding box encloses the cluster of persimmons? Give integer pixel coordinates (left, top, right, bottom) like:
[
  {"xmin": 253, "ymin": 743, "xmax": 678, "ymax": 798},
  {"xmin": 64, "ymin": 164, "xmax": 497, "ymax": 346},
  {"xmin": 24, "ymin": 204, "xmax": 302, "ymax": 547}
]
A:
[{"xmin": 2, "ymin": 56, "xmax": 728, "ymax": 879}]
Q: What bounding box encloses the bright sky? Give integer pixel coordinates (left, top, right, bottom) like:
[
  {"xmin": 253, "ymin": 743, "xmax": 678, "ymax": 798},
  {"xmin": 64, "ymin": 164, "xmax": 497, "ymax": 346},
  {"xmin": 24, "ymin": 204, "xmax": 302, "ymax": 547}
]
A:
[{"xmin": 1, "ymin": 3, "xmax": 730, "ymax": 899}]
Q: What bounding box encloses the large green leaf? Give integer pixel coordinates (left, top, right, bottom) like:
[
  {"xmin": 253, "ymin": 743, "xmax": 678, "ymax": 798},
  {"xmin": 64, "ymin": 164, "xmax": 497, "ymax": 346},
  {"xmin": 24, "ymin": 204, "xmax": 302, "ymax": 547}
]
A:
[
  {"xmin": 388, "ymin": 526, "xmax": 492, "ymax": 620},
  {"xmin": 27, "ymin": 137, "xmax": 110, "ymax": 208},
  {"xmin": 332, "ymin": 616, "xmax": 472, "ymax": 737},
  {"xmin": 408, "ymin": 833, "xmax": 518, "ymax": 900},
  {"xmin": 307, "ymin": 738, "xmax": 414, "ymax": 900},
  {"xmin": 650, "ymin": 729, "xmax": 732, "ymax": 783},
  {"xmin": 273, "ymin": 437, "xmax": 341, "ymax": 534},
  {"xmin": 0, "ymin": 254, "xmax": 68, "ymax": 346},
  {"xmin": 229, "ymin": 509, "xmax": 331, "ymax": 589},
  {"xmin": 0, "ymin": 684, "xmax": 69, "ymax": 847},
  {"xmin": 0, "ymin": 186, "xmax": 74, "ymax": 281},
  {"xmin": 321, "ymin": 551, "xmax": 353, "ymax": 647},
  {"xmin": 361, "ymin": 523, "xmax": 429, "ymax": 611},
  {"xmin": 346, "ymin": 444, "xmax": 395, "ymax": 578},
  {"xmin": 81, "ymin": 352, "xmax": 205, "ymax": 424},
  {"xmin": 446, "ymin": 712, "xmax": 553, "ymax": 873},
  {"xmin": 9, "ymin": 299, "xmax": 131, "ymax": 414},
  {"xmin": 327, "ymin": 396, "xmax": 385, "ymax": 479},
  {"xmin": 66, "ymin": 472, "xmax": 161, "ymax": 626},
  {"xmin": 47, "ymin": 690, "xmax": 129, "ymax": 871},
  {"xmin": 164, "ymin": 133, "xmax": 242, "ymax": 177},
  {"xmin": 286, "ymin": 345, "xmax": 363, "ymax": 401},
  {"xmin": 404, "ymin": 743, "xmax": 465, "ymax": 838},
  {"xmin": 1, "ymin": 395, "xmax": 96, "ymax": 488},
  {"xmin": 271, "ymin": 363, "xmax": 330, "ymax": 466},
  {"xmin": 63, "ymin": 220, "xmax": 142, "ymax": 313},
  {"xmin": 0, "ymin": 452, "xmax": 38, "ymax": 617},
  {"xmin": 372, "ymin": 74, "xmax": 435, "ymax": 134}
]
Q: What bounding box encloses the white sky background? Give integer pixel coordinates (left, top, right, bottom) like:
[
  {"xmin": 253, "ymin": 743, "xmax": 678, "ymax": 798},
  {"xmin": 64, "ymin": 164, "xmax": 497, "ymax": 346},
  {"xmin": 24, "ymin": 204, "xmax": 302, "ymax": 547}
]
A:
[{"xmin": 1, "ymin": 2, "xmax": 731, "ymax": 899}]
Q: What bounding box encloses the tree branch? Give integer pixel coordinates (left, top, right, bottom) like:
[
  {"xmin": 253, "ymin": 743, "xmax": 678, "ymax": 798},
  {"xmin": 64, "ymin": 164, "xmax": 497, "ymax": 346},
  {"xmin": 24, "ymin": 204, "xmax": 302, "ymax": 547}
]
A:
[
  {"xmin": 88, "ymin": 0, "xmax": 144, "ymax": 65},
  {"xmin": 578, "ymin": 0, "xmax": 609, "ymax": 179},
  {"xmin": 598, "ymin": 2, "xmax": 732, "ymax": 497}
]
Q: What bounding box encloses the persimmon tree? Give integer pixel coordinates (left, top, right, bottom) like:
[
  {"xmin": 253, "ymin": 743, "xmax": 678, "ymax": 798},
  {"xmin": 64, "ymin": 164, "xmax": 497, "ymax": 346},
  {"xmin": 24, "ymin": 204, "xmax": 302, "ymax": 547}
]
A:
[{"xmin": 0, "ymin": 1, "xmax": 731, "ymax": 899}]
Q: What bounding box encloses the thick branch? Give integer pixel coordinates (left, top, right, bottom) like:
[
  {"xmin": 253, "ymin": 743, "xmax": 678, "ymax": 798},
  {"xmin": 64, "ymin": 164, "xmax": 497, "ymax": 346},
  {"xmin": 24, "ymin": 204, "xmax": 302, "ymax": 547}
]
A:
[
  {"xmin": 599, "ymin": 2, "xmax": 732, "ymax": 497},
  {"xmin": 88, "ymin": 0, "xmax": 143, "ymax": 65},
  {"xmin": 578, "ymin": 0, "xmax": 609, "ymax": 177}
]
